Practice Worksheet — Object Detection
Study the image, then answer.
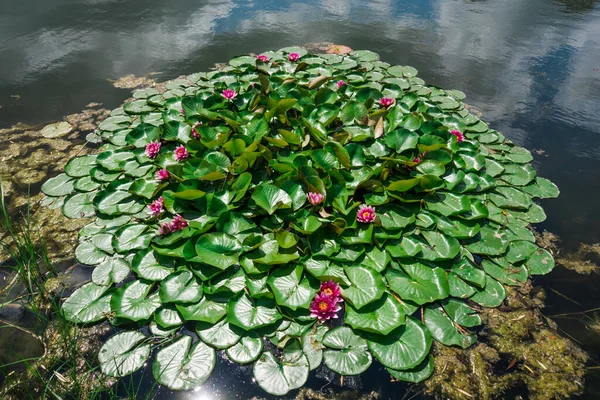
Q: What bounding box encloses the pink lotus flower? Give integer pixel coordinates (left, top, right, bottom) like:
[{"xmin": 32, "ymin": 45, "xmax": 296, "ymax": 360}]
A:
[
  {"xmin": 145, "ymin": 141, "xmax": 161, "ymax": 159},
  {"xmin": 148, "ymin": 197, "xmax": 164, "ymax": 217},
  {"xmin": 180, "ymin": 108, "xmax": 185, "ymax": 117},
  {"xmin": 357, "ymin": 204, "xmax": 376, "ymax": 223},
  {"xmin": 221, "ymin": 89, "xmax": 237, "ymax": 101},
  {"xmin": 307, "ymin": 192, "xmax": 324, "ymax": 206},
  {"xmin": 157, "ymin": 214, "xmax": 188, "ymax": 236},
  {"xmin": 174, "ymin": 145, "xmax": 189, "ymax": 161},
  {"xmin": 336, "ymin": 80, "xmax": 347, "ymax": 89},
  {"xmin": 379, "ymin": 97, "xmax": 394, "ymax": 107},
  {"xmin": 171, "ymin": 214, "xmax": 188, "ymax": 231},
  {"xmin": 412, "ymin": 151, "xmax": 427, "ymax": 164},
  {"xmin": 310, "ymin": 293, "xmax": 342, "ymax": 321},
  {"xmin": 288, "ymin": 52, "xmax": 300, "ymax": 62},
  {"xmin": 256, "ymin": 54, "xmax": 269, "ymax": 62},
  {"xmin": 319, "ymin": 281, "xmax": 342, "ymax": 300},
  {"xmin": 191, "ymin": 122, "xmax": 201, "ymax": 139},
  {"xmin": 156, "ymin": 169, "xmax": 170, "ymax": 181},
  {"xmin": 450, "ymin": 129, "xmax": 465, "ymax": 142}
]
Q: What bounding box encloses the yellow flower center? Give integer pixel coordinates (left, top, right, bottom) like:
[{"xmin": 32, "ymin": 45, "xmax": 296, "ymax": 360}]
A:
[
  {"xmin": 318, "ymin": 301, "xmax": 329, "ymax": 311},
  {"xmin": 323, "ymin": 288, "xmax": 333, "ymax": 295}
]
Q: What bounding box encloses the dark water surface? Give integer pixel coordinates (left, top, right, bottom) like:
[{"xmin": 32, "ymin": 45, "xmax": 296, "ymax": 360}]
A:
[{"xmin": 1, "ymin": 0, "xmax": 600, "ymax": 399}]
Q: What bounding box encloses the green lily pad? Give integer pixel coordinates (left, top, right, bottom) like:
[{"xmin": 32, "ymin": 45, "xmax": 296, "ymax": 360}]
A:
[
  {"xmin": 98, "ymin": 331, "xmax": 150, "ymax": 377},
  {"xmin": 152, "ymin": 336, "xmax": 216, "ymax": 390},
  {"xmin": 176, "ymin": 296, "xmax": 227, "ymax": 323},
  {"xmin": 423, "ymin": 304, "xmax": 477, "ymax": 348},
  {"xmin": 65, "ymin": 155, "xmax": 98, "ymax": 178},
  {"xmin": 42, "ymin": 173, "xmax": 74, "ymax": 197},
  {"xmin": 345, "ymin": 293, "xmax": 405, "ymax": 335},
  {"xmin": 322, "ymin": 326, "xmax": 372, "ymax": 375},
  {"xmin": 197, "ymin": 318, "xmax": 242, "ymax": 349},
  {"xmin": 92, "ymin": 257, "xmax": 130, "ymax": 286},
  {"xmin": 251, "ymin": 184, "xmax": 293, "ymax": 215},
  {"xmin": 226, "ymin": 334, "xmax": 264, "ymax": 364},
  {"xmin": 193, "ymin": 233, "xmax": 242, "ymax": 269},
  {"xmin": 41, "ymin": 121, "xmax": 73, "ymax": 138},
  {"xmin": 267, "ymin": 265, "xmax": 319, "ymax": 310},
  {"xmin": 469, "ymin": 275, "xmax": 507, "ymax": 307},
  {"xmin": 159, "ymin": 270, "xmax": 203, "ymax": 304},
  {"xmin": 111, "ymin": 280, "xmax": 161, "ymax": 322},
  {"xmin": 253, "ymin": 350, "xmax": 309, "ymax": 395},
  {"xmin": 367, "ymin": 317, "xmax": 431, "ymax": 370},
  {"xmin": 342, "ymin": 266, "xmax": 385, "ymax": 308},
  {"xmin": 386, "ymin": 262, "xmax": 449, "ymax": 305},
  {"xmin": 387, "ymin": 355, "xmax": 435, "ymax": 383},
  {"xmin": 227, "ymin": 293, "xmax": 282, "ymax": 330},
  {"xmin": 62, "ymin": 282, "xmax": 112, "ymax": 323},
  {"xmin": 131, "ymin": 249, "xmax": 173, "ymax": 281}
]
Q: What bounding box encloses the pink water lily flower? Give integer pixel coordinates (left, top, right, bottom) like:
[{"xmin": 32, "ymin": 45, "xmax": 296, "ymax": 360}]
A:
[
  {"xmin": 319, "ymin": 281, "xmax": 342, "ymax": 300},
  {"xmin": 336, "ymin": 80, "xmax": 347, "ymax": 89},
  {"xmin": 357, "ymin": 204, "xmax": 376, "ymax": 223},
  {"xmin": 307, "ymin": 192, "xmax": 324, "ymax": 206},
  {"xmin": 145, "ymin": 141, "xmax": 161, "ymax": 159},
  {"xmin": 156, "ymin": 169, "xmax": 170, "ymax": 181},
  {"xmin": 221, "ymin": 89, "xmax": 237, "ymax": 101},
  {"xmin": 288, "ymin": 52, "xmax": 300, "ymax": 62},
  {"xmin": 256, "ymin": 54, "xmax": 269, "ymax": 62},
  {"xmin": 310, "ymin": 293, "xmax": 342, "ymax": 321},
  {"xmin": 171, "ymin": 214, "xmax": 188, "ymax": 231},
  {"xmin": 379, "ymin": 97, "xmax": 394, "ymax": 107},
  {"xmin": 412, "ymin": 151, "xmax": 428, "ymax": 165},
  {"xmin": 157, "ymin": 214, "xmax": 188, "ymax": 236},
  {"xmin": 148, "ymin": 197, "xmax": 164, "ymax": 217},
  {"xmin": 450, "ymin": 129, "xmax": 465, "ymax": 142},
  {"xmin": 174, "ymin": 145, "xmax": 189, "ymax": 161},
  {"xmin": 191, "ymin": 122, "xmax": 201, "ymax": 139},
  {"xmin": 180, "ymin": 108, "xmax": 185, "ymax": 117}
]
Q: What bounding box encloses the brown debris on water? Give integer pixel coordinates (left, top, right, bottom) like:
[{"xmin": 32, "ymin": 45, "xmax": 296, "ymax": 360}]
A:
[
  {"xmin": 0, "ymin": 105, "xmax": 109, "ymax": 263},
  {"xmin": 302, "ymin": 42, "xmax": 335, "ymax": 53},
  {"xmin": 463, "ymin": 103, "xmax": 484, "ymax": 118},
  {"xmin": 535, "ymin": 230, "xmax": 560, "ymax": 252},
  {"xmin": 294, "ymin": 388, "xmax": 380, "ymax": 399},
  {"xmin": 249, "ymin": 388, "xmax": 381, "ymax": 400},
  {"xmin": 65, "ymin": 107, "xmax": 110, "ymax": 133},
  {"xmin": 424, "ymin": 282, "xmax": 588, "ymax": 399},
  {"xmin": 326, "ymin": 44, "xmax": 353, "ymax": 55},
  {"xmin": 557, "ymin": 244, "xmax": 600, "ymax": 275},
  {"xmin": 558, "ymin": 258, "xmax": 597, "ymax": 275},
  {"xmin": 585, "ymin": 316, "xmax": 600, "ymax": 334},
  {"xmin": 110, "ymin": 73, "xmax": 160, "ymax": 89}
]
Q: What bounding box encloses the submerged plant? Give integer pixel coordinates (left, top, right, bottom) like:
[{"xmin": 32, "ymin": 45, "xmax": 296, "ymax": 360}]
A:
[{"xmin": 40, "ymin": 46, "xmax": 560, "ymax": 396}]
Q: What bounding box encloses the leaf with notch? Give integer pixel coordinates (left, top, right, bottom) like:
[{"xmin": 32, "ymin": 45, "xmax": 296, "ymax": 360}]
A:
[
  {"xmin": 345, "ymin": 293, "xmax": 405, "ymax": 335},
  {"xmin": 267, "ymin": 265, "xmax": 319, "ymax": 310},
  {"xmin": 386, "ymin": 262, "xmax": 449, "ymax": 305},
  {"xmin": 342, "ymin": 266, "xmax": 385, "ymax": 309},
  {"xmin": 159, "ymin": 270, "xmax": 203, "ymax": 304},
  {"xmin": 251, "ymin": 184, "xmax": 292, "ymax": 215}
]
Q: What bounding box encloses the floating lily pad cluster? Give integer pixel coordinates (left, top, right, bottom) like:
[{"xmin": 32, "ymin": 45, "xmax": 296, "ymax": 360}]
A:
[{"xmin": 41, "ymin": 47, "xmax": 559, "ymax": 395}]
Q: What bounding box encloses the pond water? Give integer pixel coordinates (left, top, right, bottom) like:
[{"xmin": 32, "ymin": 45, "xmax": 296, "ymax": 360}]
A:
[{"xmin": 1, "ymin": 0, "xmax": 600, "ymax": 399}]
